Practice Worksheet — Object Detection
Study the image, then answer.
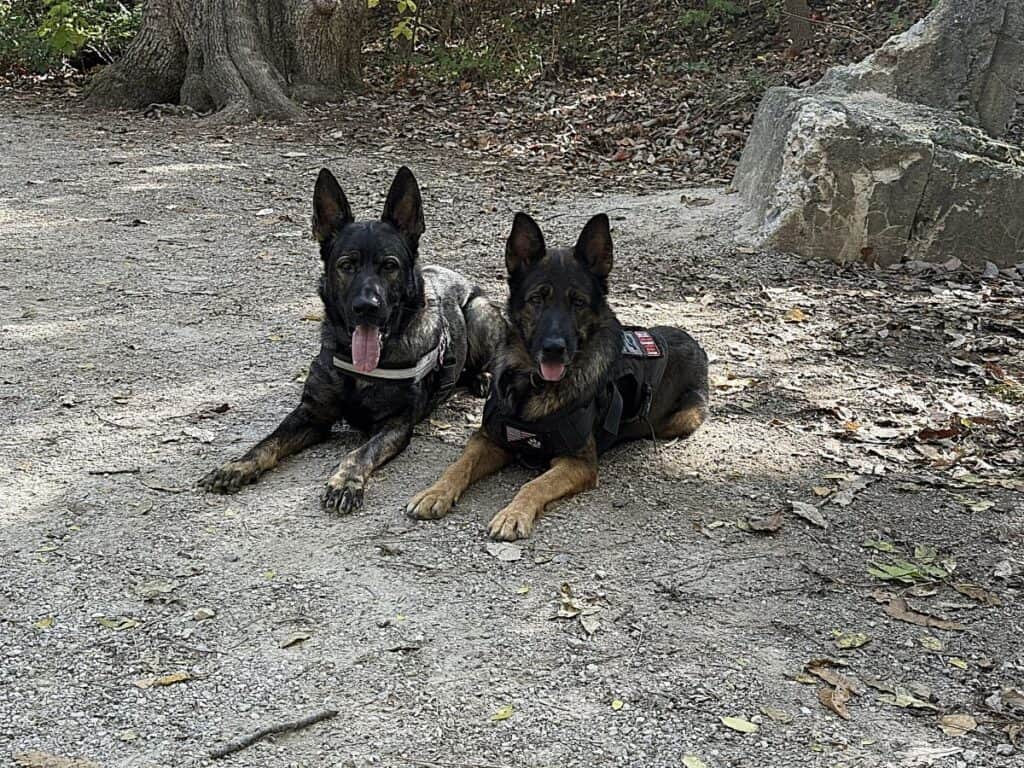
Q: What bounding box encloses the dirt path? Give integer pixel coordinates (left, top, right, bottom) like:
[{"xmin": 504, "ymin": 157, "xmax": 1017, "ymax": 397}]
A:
[{"xmin": 1, "ymin": 95, "xmax": 1022, "ymax": 768}]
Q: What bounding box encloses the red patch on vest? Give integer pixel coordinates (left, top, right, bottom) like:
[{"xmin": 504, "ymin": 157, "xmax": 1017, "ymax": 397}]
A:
[{"xmin": 622, "ymin": 330, "xmax": 662, "ymax": 358}]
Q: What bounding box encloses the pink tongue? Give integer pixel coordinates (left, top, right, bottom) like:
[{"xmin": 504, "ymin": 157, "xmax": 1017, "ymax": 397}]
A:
[
  {"xmin": 352, "ymin": 325, "xmax": 382, "ymax": 373},
  {"xmin": 539, "ymin": 361, "xmax": 566, "ymax": 382}
]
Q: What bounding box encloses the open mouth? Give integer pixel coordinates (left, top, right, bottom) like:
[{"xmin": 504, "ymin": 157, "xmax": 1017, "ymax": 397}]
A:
[
  {"xmin": 538, "ymin": 360, "xmax": 566, "ymax": 382},
  {"xmin": 351, "ymin": 324, "xmax": 383, "ymax": 373}
]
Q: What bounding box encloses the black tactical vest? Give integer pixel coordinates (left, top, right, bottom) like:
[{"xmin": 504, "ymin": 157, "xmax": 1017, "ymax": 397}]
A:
[{"xmin": 483, "ymin": 328, "xmax": 669, "ymax": 467}]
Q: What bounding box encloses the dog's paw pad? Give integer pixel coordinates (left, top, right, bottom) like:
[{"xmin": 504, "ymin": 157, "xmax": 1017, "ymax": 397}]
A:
[
  {"xmin": 198, "ymin": 461, "xmax": 260, "ymax": 494},
  {"xmin": 487, "ymin": 504, "xmax": 535, "ymax": 541},
  {"xmin": 321, "ymin": 476, "xmax": 364, "ymax": 515},
  {"xmin": 406, "ymin": 486, "xmax": 456, "ymax": 520}
]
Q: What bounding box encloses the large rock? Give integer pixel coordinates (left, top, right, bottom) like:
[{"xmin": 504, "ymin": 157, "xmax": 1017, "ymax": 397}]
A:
[
  {"xmin": 734, "ymin": 0, "xmax": 1024, "ymax": 267},
  {"xmin": 818, "ymin": 0, "xmax": 1024, "ymax": 137}
]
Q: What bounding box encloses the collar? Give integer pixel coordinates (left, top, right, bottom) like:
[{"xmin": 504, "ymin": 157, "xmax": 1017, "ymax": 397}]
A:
[{"xmin": 332, "ymin": 332, "xmax": 447, "ymax": 383}]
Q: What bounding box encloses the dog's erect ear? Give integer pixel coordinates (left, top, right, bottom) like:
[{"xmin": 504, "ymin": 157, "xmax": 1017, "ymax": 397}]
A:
[
  {"xmin": 505, "ymin": 212, "xmax": 546, "ymax": 276},
  {"xmin": 574, "ymin": 213, "xmax": 613, "ymax": 279},
  {"xmin": 381, "ymin": 166, "xmax": 425, "ymax": 250},
  {"xmin": 312, "ymin": 168, "xmax": 353, "ymax": 244}
]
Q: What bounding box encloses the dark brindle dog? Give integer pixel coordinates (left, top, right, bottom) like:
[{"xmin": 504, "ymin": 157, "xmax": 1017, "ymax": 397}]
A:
[
  {"xmin": 200, "ymin": 166, "xmax": 503, "ymax": 513},
  {"xmin": 407, "ymin": 212, "xmax": 709, "ymax": 540}
]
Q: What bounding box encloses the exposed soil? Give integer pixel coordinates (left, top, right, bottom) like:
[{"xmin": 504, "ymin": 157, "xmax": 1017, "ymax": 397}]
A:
[{"xmin": 1, "ymin": 93, "xmax": 1023, "ymax": 768}]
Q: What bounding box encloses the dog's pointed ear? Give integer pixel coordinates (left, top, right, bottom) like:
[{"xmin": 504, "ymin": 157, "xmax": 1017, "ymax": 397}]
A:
[
  {"xmin": 505, "ymin": 212, "xmax": 546, "ymax": 276},
  {"xmin": 382, "ymin": 166, "xmax": 425, "ymax": 250},
  {"xmin": 574, "ymin": 213, "xmax": 613, "ymax": 279},
  {"xmin": 312, "ymin": 168, "xmax": 353, "ymax": 244}
]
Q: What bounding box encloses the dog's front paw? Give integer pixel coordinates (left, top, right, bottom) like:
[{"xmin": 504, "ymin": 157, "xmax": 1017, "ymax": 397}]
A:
[
  {"xmin": 321, "ymin": 474, "xmax": 364, "ymax": 515},
  {"xmin": 487, "ymin": 502, "xmax": 536, "ymax": 541},
  {"xmin": 406, "ymin": 483, "xmax": 457, "ymax": 520},
  {"xmin": 199, "ymin": 460, "xmax": 261, "ymax": 494}
]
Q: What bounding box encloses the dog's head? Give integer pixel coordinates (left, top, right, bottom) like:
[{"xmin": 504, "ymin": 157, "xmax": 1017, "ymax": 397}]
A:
[
  {"xmin": 312, "ymin": 166, "xmax": 425, "ymax": 373},
  {"xmin": 504, "ymin": 212, "xmax": 613, "ymax": 383}
]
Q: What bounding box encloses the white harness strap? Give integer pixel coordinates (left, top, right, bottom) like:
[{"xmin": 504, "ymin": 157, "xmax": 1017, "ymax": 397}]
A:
[
  {"xmin": 332, "ymin": 347, "xmax": 441, "ymax": 382},
  {"xmin": 332, "ymin": 326, "xmax": 448, "ymax": 383}
]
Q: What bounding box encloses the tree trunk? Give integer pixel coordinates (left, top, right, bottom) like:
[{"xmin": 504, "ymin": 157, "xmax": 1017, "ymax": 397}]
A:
[
  {"xmin": 784, "ymin": 0, "xmax": 813, "ymax": 49},
  {"xmin": 84, "ymin": 0, "xmax": 365, "ymax": 121}
]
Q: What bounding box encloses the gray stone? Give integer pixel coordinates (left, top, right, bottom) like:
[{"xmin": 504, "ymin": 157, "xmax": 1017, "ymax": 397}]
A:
[
  {"xmin": 734, "ymin": 0, "xmax": 1024, "ymax": 267},
  {"xmin": 817, "ymin": 0, "xmax": 1024, "ymax": 137}
]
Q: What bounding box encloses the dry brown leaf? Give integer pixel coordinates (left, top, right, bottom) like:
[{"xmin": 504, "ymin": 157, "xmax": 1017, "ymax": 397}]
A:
[
  {"xmin": 805, "ymin": 659, "xmax": 864, "ymax": 695},
  {"xmin": 939, "ymin": 713, "xmax": 977, "ymax": 737},
  {"xmin": 784, "ymin": 307, "xmax": 808, "ymax": 323},
  {"xmin": 818, "ymin": 685, "xmax": 852, "ymax": 720},
  {"xmin": 135, "ymin": 671, "xmax": 191, "ymax": 689},
  {"xmin": 953, "ymin": 582, "xmax": 1002, "ymax": 606},
  {"xmin": 15, "ymin": 753, "xmax": 100, "ymax": 768},
  {"xmin": 884, "ymin": 597, "xmax": 966, "ymax": 631},
  {"xmin": 747, "ymin": 511, "xmax": 783, "ymax": 533}
]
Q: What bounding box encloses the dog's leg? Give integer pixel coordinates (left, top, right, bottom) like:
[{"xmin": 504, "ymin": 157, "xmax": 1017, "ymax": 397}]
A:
[
  {"xmin": 655, "ymin": 390, "xmax": 708, "ymax": 439},
  {"xmin": 322, "ymin": 418, "xmax": 413, "ymax": 514},
  {"xmin": 407, "ymin": 430, "xmax": 511, "ymax": 520},
  {"xmin": 199, "ymin": 405, "xmax": 331, "ymax": 493},
  {"xmin": 488, "ymin": 454, "xmax": 597, "ymax": 541}
]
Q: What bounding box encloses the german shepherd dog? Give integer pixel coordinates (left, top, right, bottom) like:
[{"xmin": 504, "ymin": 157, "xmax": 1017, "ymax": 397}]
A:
[
  {"xmin": 200, "ymin": 167, "xmax": 503, "ymax": 513},
  {"xmin": 407, "ymin": 212, "xmax": 709, "ymax": 540}
]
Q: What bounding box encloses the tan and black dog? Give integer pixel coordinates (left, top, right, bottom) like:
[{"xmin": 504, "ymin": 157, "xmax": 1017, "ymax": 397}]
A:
[
  {"xmin": 200, "ymin": 166, "xmax": 503, "ymax": 514},
  {"xmin": 407, "ymin": 212, "xmax": 709, "ymax": 540}
]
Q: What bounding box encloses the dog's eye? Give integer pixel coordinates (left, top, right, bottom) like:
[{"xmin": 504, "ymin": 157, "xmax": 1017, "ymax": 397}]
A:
[
  {"xmin": 528, "ymin": 294, "xmax": 544, "ymax": 306},
  {"xmin": 571, "ymin": 295, "xmax": 587, "ymax": 308},
  {"xmin": 337, "ymin": 260, "xmax": 356, "ymax": 274},
  {"xmin": 382, "ymin": 259, "xmax": 401, "ymax": 273}
]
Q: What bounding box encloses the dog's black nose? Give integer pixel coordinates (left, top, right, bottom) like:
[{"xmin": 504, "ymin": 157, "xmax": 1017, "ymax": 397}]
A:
[
  {"xmin": 352, "ymin": 292, "xmax": 382, "ymax": 317},
  {"xmin": 541, "ymin": 337, "xmax": 567, "ymax": 359}
]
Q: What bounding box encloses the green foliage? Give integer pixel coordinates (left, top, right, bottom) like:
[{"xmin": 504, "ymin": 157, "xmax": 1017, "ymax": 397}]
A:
[
  {"xmin": 679, "ymin": 0, "xmax": 744, "ymax": 29},
  {"xmin": 0, "ymin": 0, "xmax": 139, "ymax": 73}
]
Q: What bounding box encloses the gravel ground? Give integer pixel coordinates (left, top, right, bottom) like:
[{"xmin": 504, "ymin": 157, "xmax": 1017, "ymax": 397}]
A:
[{"xmin": 1, "ymin": 95, "xmax": 1022, "ymax": 768}]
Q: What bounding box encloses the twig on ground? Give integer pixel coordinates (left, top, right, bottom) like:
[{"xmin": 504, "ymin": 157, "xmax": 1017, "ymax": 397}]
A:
[
  {"xmin": 209, "ymin": 708, "xmax": 338, "ymax": 759},
  {"xmin": 86, "ymin": 467, "xmax": 140, "ymax": 475}
]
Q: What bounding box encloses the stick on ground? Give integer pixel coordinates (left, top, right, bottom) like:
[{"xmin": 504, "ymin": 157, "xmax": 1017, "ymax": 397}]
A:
[{"xmin": 209, "ymin": 708, "xmax": 338, "ymax": 759}]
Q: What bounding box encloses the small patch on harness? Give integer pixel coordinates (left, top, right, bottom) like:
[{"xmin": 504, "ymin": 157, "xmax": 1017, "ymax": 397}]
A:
[
  {"xmin": 506, "ymin": 425, "xmax": 542, "ymax": 450},
  {"xmin": 622, "ymin": 329, "xmax": 662, "ymax": 358}
]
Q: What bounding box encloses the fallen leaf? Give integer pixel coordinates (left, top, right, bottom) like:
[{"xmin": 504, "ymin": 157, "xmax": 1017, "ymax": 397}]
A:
[
  {"xmin": 557, "ymin": 583, "xmax": 584, "ymax": 618},
  {"xmin": 818, "ymin": 685, "xmax": 852, "ymax": 720},
  {"xmin": 34, "ymin": 616, "xmax": 55, "ymax": 631},
  {"xmin": 919, "ymin": 636, "xmax": 944, "ymax": 651},
  {"xmin": 784, "ymin": 307, "xmax": 808, "ymax": 323},
  {"xmin": 485, "ymin": 542, "xmax": 522, "ymax": 562},
  {"xmin": 118, "ymin": 729, "xmax": 138, "ymax": 742},
  {"xmin": 97, "ymin": 616, "xmax": 140, "ymax": 631},
  {"xmin": 134, "ymin": 579, "xmax": 177, "ymax": 600},
  {"xmin": 515, "ymin": 585, "xmax": 530, "ymax": 595},
  {"xmin": 135, "ymin": 671, "xmax": 190, "ymax": 689},
  {"xmin": 790, "ymin": 500, "xmax": 827, "ymax": 529},
  {"xmin": 747, "ymin": 510, "xmax": 783, "ymax": 533},
  {"xmin": 490, "ymin": 704, "xmax": 513, "ymax": 721},
  {"xmin": 14, "ymin": 752, "xmax": 101, "ymax": 768},
  {"xmin": 193, "ymin": 607, "xmax": 216, "ymax": 621},
  {"xmin": 812, "ymin": 486, "xmax": 832, "ymax": 497},
  {"xmin": 885, "ymin": 597, "xmax": 965, "ymax": 631},
  {"xmin": 759, "ymin": 705, "xmax": 793, "ymax": 723},
  {"xmin": 939, "ymin": 713, "xmax": 977, "ymax": 737},
  {"xmin": 611, "ymin": 699, "xmax": 624, "ymax": 711},
  {"xmin": 948, "ymin": 657, "xmax": 968, "ymax": 670},
  {"xmin": 720, "ymin": 716, "xmax": 758, "ymax": 734},
  {"xmin": 580, "ymin": 613, "xmax": 601, "ymax": 635},
  {"xmin": 682, "ymin": 756, "xmax": 707, "ymax": 768},
  {"xmin": 806, "ymin": 659, "xmax": 864, "ymax": 694},
  {"xmin": 953, "ymin": 582, "xmax": 1002, "ymax": 606},
  {"xmin": 834, "ymin": 632, "xmax": 871, "ymax": 650},
  {"xmin": 279, "ymin": 630, "xmax": 311, "ymax": 648}
]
